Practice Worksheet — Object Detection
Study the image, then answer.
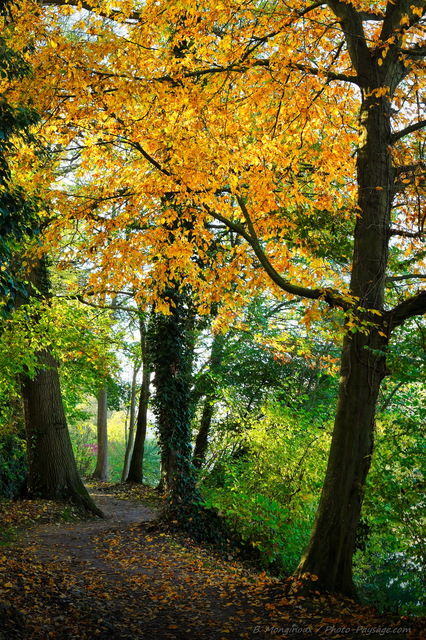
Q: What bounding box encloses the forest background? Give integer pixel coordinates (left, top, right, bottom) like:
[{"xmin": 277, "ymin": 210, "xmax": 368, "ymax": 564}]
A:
[{"xmin": 0, "ymin": 0, "xmax": 425, "ymax": 620}]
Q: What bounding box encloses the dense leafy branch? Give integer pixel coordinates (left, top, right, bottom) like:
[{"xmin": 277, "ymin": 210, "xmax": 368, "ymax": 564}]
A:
[
  {"xmin": 380, "ymin": 0, "xmax": 425, "ymax": 42},
  {"xmin": 290, "ymin": 62, "xmax": 358, "ymax": 85}
]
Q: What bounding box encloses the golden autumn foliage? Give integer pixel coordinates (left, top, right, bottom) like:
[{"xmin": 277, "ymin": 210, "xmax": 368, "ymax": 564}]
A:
[
  {"xmin": 6, "ymin": 1, "xmax": 360, "ymax": 308},
  {"xmin": 3, "ymin": 0, "xmax": 423, "ymax": 315}
]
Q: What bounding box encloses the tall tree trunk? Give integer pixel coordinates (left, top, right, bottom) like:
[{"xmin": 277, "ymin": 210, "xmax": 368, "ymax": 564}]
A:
[
  {"xmin": 192, "ymin": 332, "xmax": 225, "ymax": 469},
  {"xmin": 121, "ymin": 361, "xmax": 140, "ymax": 482},
  {"xmin": 149, "ymin": 289, "xmax": 198, "ymax": 501},
  {"xmin": 92, "ymin": 386, "xmax": 108, "ymax": 481},
  {"xmin": 295, "ymin": 67, "xmax": 395, "ymax": 594},
  {"xmin": 19, "ymin": 257, "xmax": 102, "ymax": 516},
  {"xmin": 21, "ymin": 349, "xmax": 103, "ymax": 516},
  {"xmin": 192, "ymin": 397, "xmax": 215, "ymax": 470},
  {"xmin": 126, "ymin": 315, "xmax": 150, "ymax": 483},
  {"xmin": 295, "ymin": 329, "xmax": 388, "ymax": 594}
]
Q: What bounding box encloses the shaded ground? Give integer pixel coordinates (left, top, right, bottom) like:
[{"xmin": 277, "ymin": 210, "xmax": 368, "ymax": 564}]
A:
[{"xmin": 0, "ymin": 483, "xmax": 424, "ymax": 640}]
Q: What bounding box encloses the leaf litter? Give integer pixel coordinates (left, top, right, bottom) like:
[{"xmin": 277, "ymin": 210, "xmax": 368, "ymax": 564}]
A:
[{"xmin": 0, "ymin": 482, "xmax": 424, "ymax": 640}]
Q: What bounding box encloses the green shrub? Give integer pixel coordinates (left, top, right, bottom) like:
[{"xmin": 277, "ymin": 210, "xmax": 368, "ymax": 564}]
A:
[
  {"xmin": 0, "ymin": 433, "xmax": 26, "ymax": 498},
  {"xmin": 108, "ymin": 439, "xmax": 126, "ymax": 482},
  {"xmin": 142, "ymin": 439, "xmax": 161, "ymax": 486},
  {"xmin": 200, "ymin": 405, "xmax": 330, "ymax": 575},
  {"xmin": 354, "ymin": 546, "xmax": 425, "ymax": 616},
  {"xmin": 354, "ymin": 413, "xmax": 426, "ymax": 616}
]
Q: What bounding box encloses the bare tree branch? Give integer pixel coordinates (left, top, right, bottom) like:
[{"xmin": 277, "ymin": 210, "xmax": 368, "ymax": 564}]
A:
[
  {"xmin": 389, "ymin": 228, "xmax": 424, "ymax": 238},
  {"xmin": 386, "ymin": 273, "xmax": 426, "ymax": 282},
  {"xmin": 359, "ymin": 11, "xmax": 385, "ymax": 21},
  {"xmin": 391, "ymin": 290, "xmax": 426, "ymax": 327},
  {"xmin": 401, "ymin": 44, "xmax": 426, "ymax": 59},
  {"xmin": 391, "ymin": 119, "xmax": 426, "ymax": 144},
  {"xmin": 41, "ymin": 0, "xmax": 142, "ymax": 22},
  {"xmin": 325, "ymin": 1, "xmax": 371, "ymax": 78}
]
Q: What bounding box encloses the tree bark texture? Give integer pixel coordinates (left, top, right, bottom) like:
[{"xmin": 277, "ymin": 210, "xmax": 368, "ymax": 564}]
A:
[
  {"xmin": 126, "ymin": 316, "xmax": 150, "ymax": 483},
  {"xmin": 192, "ymin": 332, "xmax": 225, "ymax": 469},
  {"xmin": 21, "ymin": 349, "xmax": 103, "ymax": 516},
  {"xmin": 121, "ymin": 362, "xmax": 139, "ymax": 482},
  {"xmin": 92, "ymin": 386, "xmax": 108, "ymax": 481},
  {"xmin": 296, "ymin": 329, "xmax": 388, "ymax": 594},
  {"xmin": 192, "ymin": 397, "xmax": 215, "ymax": 470}
]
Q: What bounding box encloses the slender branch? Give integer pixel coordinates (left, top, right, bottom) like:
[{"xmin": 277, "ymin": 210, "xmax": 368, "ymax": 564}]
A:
[
  {"xmin": 290, "ymin": 63, "xmax": 358, "ymax": 84},
  {"xmin": 386, "ymin": 274, "xmax": 426, "ymax": 282},
  {"xmin": 379, "ymin": 380, "xmax": 405, "ymax": 413},
  {"xmin": 298, "ymin": 2, "xmax": 325, "ymax": 18},
  {"xmin": 41, "ymin": 0, "xmax": 142, "ymax": 22},
  {"xmin": 56, "ymin": 292, "xmax": 138, "ymax": 313},
  {"xmin": 76, "ymin": 297, "xmax": 139, "ymax": 313},
  {"xmin": 391, "ymin": 119, "xmax": 426, "ymax": 144},
  {"xmin": 124, "ymin": 140, "xmax": 172, "ymax": 176},
  {"xmin": 238, "ymin": 2, "xmax": 326, "ymax": 65}
]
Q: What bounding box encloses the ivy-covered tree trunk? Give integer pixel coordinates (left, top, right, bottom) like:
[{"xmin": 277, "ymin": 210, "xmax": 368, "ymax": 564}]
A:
[
  {"xmin": 126, "ymin": 315, "xmax": 150, "ymax": 484},
  {"xmin": 149, "ymin": 295, "xmax": 239, "ymax": 545},
  {"xmin": 91, "ymin": 386, "xmax": 108, "ymax": 481},
  {"xmin": 149, "ymin": 290, "xmax": 199, "ymax": 504}
]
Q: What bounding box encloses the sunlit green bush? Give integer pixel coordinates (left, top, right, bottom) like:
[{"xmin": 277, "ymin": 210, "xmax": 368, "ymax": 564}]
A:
[
  {"xmin": 354, "ymin": 411, "xmax": 426, "ymax": 615},
  {"xmin": 201, "ymin": 403, "xmax": 331, "ymax": 574}
]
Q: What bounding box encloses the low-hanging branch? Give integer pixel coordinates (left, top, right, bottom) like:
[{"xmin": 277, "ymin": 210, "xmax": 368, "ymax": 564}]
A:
[{"xmin": 202, "ymin": 199, "xmax": 351, "ymax": 311}]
